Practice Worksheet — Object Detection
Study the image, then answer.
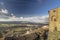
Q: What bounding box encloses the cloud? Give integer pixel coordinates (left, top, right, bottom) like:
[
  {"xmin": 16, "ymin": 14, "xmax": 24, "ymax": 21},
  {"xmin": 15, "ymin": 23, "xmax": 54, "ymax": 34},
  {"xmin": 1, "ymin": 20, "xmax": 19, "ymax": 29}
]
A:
[
  {"xmin": 0, "ymin": 9, "xmax": 8, "ymax": 14},
  {"xmin": 24, "ymin": 15, "xmax": 48, "ymax": 23},
  {"xmin": 9, "ymin": 15, "xmax": 49, "ymax": 23},
  {"xmin": 0, "ymin": 14, "xmax": 49, "ymax": 23},
  {"xmin": 0, "ymin": 2, "xmax": 8, "ymax": 14},
  {"xmin": 19, "ymin": 15, "xmax": 49, "ymax": 23},
  {"xmin": 1, "ymin": 9, "xmax": 8, "ymax": 14},
  {"xmin": 11, "ymin": 13, "xmax": 14, "ymax": 16},
  {"xmin": 0, "ymin": 9, "xmax": 48, "ymax": 23},
  {"xmin": 0, "ymin": 2, "xmax": 48, "ymax": 23}
]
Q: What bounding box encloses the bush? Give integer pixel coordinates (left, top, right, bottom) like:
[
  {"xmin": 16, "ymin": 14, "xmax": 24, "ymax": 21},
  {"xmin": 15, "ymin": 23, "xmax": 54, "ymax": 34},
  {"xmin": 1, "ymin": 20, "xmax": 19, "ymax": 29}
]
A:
[{"xmin": 0, "ymin": 32, "xmax": 3, "ymax": 38}]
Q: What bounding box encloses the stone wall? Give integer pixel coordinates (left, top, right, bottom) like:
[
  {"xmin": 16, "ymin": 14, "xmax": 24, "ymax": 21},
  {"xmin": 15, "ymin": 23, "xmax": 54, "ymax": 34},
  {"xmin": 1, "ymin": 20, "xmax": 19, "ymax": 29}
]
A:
[{"xmin": 48, "ymin": 7, "xmax": 60, "ymax": 40}]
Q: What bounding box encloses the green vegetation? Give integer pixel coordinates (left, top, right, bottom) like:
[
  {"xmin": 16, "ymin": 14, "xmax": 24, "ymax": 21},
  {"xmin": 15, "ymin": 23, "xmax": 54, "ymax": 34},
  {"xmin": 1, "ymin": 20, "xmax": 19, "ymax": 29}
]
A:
[{"xmin": 0, "ymin": 32, "xmax": 3, "ymax": 38}]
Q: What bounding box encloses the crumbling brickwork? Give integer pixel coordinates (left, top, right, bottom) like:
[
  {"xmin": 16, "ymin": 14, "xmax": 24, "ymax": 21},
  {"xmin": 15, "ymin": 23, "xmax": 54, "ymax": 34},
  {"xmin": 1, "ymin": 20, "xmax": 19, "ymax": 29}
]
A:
[{"xmin": 48, "ymin": 7, "xmax": 60, "ymax": 40}]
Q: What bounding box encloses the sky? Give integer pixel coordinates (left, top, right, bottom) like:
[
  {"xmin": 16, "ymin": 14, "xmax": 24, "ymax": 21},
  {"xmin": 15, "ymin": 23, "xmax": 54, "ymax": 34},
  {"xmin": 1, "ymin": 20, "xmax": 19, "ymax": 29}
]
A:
[{"xmin": 0, "ymin": 0, "xmax": 60, "ymax": 23}]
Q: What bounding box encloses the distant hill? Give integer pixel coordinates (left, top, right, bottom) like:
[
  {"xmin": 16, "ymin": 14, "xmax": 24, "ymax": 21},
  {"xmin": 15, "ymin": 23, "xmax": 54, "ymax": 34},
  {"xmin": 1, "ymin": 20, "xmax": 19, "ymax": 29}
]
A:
[{"xmin": 0, "ymin": 21, "xmax": 48, "ymax": 24}]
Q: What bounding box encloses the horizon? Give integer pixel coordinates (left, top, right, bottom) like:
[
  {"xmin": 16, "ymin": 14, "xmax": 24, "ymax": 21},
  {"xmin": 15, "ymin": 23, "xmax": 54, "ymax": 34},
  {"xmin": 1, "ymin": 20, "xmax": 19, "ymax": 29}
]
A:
[{"xmin": 0, "ymin": 0, "xmax": 60, "ymax": 23}]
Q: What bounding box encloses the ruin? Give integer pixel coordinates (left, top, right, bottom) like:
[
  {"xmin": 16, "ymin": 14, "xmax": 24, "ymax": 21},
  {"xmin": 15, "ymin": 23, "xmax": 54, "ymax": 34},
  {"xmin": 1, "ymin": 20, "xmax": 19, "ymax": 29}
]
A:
[{"xmin": 48, "ymin": 7, "xmax": 60, "ymax": 40}]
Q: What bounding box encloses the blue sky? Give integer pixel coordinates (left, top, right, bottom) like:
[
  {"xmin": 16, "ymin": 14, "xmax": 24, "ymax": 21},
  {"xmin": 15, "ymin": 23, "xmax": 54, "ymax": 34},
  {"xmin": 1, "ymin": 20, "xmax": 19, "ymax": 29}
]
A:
[
  {"xmin": 0, "ymin": 0, "xmax": 60, "ymax": 17},
  {"xmin": 0, "ymin": 0, "xmax": 60, "ymax": 23}
]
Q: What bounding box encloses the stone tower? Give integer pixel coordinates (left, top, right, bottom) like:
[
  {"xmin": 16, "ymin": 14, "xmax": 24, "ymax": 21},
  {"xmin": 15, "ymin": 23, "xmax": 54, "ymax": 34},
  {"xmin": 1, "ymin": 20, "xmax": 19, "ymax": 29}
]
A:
[{"xmin": 48, "ymin": 7, "xmax": 60, "ymax": 40}]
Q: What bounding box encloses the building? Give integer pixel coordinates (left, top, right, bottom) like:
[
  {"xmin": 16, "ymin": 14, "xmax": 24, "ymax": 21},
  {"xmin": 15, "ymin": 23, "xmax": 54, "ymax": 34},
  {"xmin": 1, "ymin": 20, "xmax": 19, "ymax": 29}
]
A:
[{"xmin": 48, "ymin": 7, "xmax": 60, "ymax": 40}]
